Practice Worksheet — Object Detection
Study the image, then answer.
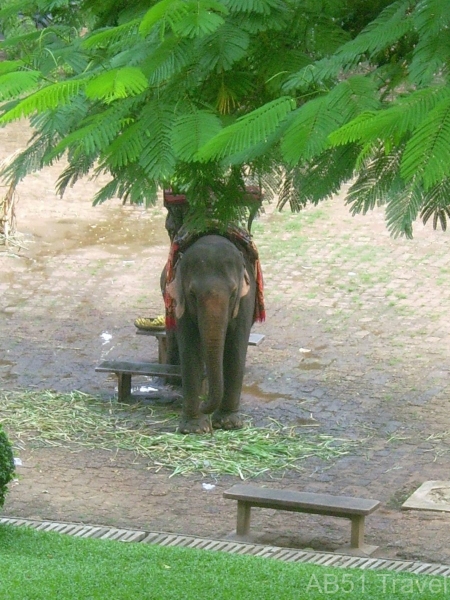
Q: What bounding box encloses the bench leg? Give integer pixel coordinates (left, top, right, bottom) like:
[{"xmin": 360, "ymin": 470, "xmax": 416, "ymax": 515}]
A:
[
  {"xmin": 236, "ymin": 501, "xmax": 251, "ymax": 536},
  {"xmin": 350, "ymin": 515, "xmax": 365, "ymax": 548},
  {"xmin": 117, "ymin": 373, "xmax": 132, "ymax": 402},
  {"xmin": 158, "ymin": 337, "xmax": 167, "ymax": 364}
]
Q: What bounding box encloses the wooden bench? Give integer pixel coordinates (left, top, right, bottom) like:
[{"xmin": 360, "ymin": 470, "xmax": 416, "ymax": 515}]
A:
[
  {"xmin": 95, "ymin": 361, "xmax": 181, "ymax": 402},
  {"xmin": 96, "ymin": 332, "xmax": 265, "ymax": 401},
  {"xmin": 224, "ymin": 484, "xmax": 380, "ymax": 555},
  {"xmin": 136, "ymin": 329, "xmax": 265, "ymax": 364}
]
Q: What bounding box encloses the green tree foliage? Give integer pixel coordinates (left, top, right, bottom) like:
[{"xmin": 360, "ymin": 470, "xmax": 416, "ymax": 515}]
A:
[
  {"xmin": 0, "ymin": 423, "xmax": 15, "ymax": 508},
  {"xmin": 0, "ymin": 0, "xmax": 449, "ymax": 236}
]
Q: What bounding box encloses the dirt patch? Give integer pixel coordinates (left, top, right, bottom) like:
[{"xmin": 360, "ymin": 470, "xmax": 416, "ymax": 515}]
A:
[{"xmin": 2, "ymin": 123, "xmax": 450, "ymax": 565}]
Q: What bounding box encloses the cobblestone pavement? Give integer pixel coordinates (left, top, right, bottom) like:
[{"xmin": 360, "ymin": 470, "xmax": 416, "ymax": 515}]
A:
[{"xmin": 1, "ymin": 123, "xmax": 450, "ymax": 565}]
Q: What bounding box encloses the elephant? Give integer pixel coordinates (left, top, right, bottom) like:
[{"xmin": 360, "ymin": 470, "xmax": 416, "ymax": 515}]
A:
[{"xmin": 161, "ymin": 232, "xmax": 260, "ymax": 434}]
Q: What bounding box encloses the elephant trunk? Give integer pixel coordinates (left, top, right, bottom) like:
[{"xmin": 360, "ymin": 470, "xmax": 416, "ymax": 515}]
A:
[{"xmin": 198, "ymin": 294, "xmax": 227, "ymax": 415}]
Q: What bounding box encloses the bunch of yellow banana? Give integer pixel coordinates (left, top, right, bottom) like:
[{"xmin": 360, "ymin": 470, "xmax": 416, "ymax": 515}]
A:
[{"xmin": 134, "ymin": 315, "xmax": 165, "ymax": 330}]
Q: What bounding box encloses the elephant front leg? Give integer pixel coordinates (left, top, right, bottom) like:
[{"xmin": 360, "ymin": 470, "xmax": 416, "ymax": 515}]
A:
[
  {"xmin": 212, "ymin": 329, "xmax": 248, "ymax": 430},
  {"xmin": 179, "ymin": 382, "xmax": 211, "ymax": 434},
  {"xmin": 178, "ymin": 324, "xmax": 211, "ymax": 434}
]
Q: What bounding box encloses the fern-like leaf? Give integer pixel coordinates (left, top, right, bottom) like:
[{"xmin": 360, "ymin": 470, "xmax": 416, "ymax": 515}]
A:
[
  {"xmin": 282, "ymin": 75, "xmax": 380, "ymax": 164},
  {"xmin": 139, "ymin": 0, "xmax": 228, "ymax": 38},
  {"xmin": 222, "ymin": 113, "xmax": 293, "ymax": 165},
  {"xmin": 0, "ymin": 60, "xmax": 24, "ymax": 75},
  {"xmin": 409, "ymin": 0, "xmax": 450, "ymax": 87},
  {"xmin": 92, "ymin": 164, "xmax": 158, "ymax": 206},
  {"xmin": 232, "ymin": 7, "xmax": 288, "ymax": 34},
  {"xmin": 85, "ymin": 67, "xmax": 148, "ymax": 103},
  {"xmin": 0, "ymin": 71, "xmax": 41, "ymax": 100},
  {"xmin": 401, "ymin": 95, "xmax": 450, "ymax": 189},
  {"xmin": 330, "ymin": 86, "xmax": 450, "ymax": 150},
  {"xmin": 346, "ymin": 144, "xmax": 404, "ymax": 215},
  {"xmin": 277, "ymin": 144, "xmax": 360, "ymax": 211},
  {"xmin": 139, "ymin": 0, "xmax": 190, "ymax": 37},
  {"xmin": 261, "ymin": 49, "xmax": 312, "ymax": 95},
  {"xmin": 29, "ymin": 96, "xmax": 90, "ymax": 138},
  {"xmin": 413, "ymin": 0, "xmax": 450, "ymax": 35},
  {"xmin": 171, "ymin": 110, "xmax": 222, "ymax": 161},
  {"xmin": 309, "ymin": 14, "xmax": 352, "ymax": 57},
  {"xmin": 0, "ymin": 132, "xmax": 57, "ymax": 185},
  {"xmin": 173, "ymin": 1, "xmax": 227, "ymax": 38},
  {"xmin": 82, "ymin": 20, "xmax": 141, "ymax": 49},
  {"xmin": 336, "ymin": 0, "xmax": 412, "ymax": 60},
  {"xmin": 420, "ymin": 177, "xmax": 450, "ymax": 231},
  {"xmin": 221, "ymin": 0, "xmax": 283, "ymax": 14},
  {"xmin": 123, "ymin": 178, "xmax": 158, "ymax": 206},
  {"xmin": 327, "ymin": 76, "xmax": 381, "ymax": 119},
  {"xmin": 109, "ymin": 39, "xmax": 154, "ymax": 70},
  {"xmin": 384, "ymin": 182, "xmax": 423, "ymax": 239},
  {"xmin": 409, "ymin": 29, "xmax": 450, "ymax": 87},
  {"xmin": 0, "ymin": 30, "xmax": 43, "ymax": 49},
  {"xmin": 138, "ymin": 99, "xmax": 177, "ymax": 180},
  {"xmin": 54, "ymin": 43, "xmax": 90, "ymax": 75},
  {"xmin": 102, "ymin": 122, "xmax": 145, "ymax": 168},
  {"xmin": 0, "ymin": 0, "xmax": 34, "ymax": 20},
  {"xmin": 0, "ymin": 79, "xmax": 87, "ymax": 123},
  {"xmin": 302, "ymin": 145, "xmax": 360, "ymax": 205},
  {"xmin": 284, "ymin": 56, "xmax": 339, "ymax": 93},
  {"xmin": 7, "ymin": 101, "xmax": 92, "ymax": 184},
  {"xmin": 55, "ymin": 153, "xmax": 96, "ymax": 197},
  {"xmin": 44, "ymin": 101, "xmax": 136, "ymax": 163},
  {"xmin": 285, "ymin": 0, "xmax": 412, "ymax": 91},
  {"xmin": 197, "ymin": 96, "xmax": 295, "ymax": 161},
  {"xmin": 198, "ymin": 23, "xmax": 250, "ymax": 72},
  {"xmin": 281, "ymin": 97, "xmax": 340, "ymax": 164},
  {"xmin": 142, "ymin": 37, "xmax": 193, "ymax": 85}
]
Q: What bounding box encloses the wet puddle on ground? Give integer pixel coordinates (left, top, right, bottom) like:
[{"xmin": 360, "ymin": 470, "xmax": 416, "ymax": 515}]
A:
[
  {"xmin": 72, "ymin": 213, "xmax": 168, "ymax": 252},
  {"xmin": 0, "ymin": 359, "xmax": 14, "ymax": 368},
  {"xmin": 0, "ymin": 359, "xmax": 17, "ymax": 382},
  {"xmin": 242, "ymin": 383, "xmax": 286, "ymax": 403},
  {"xmin": 298, "ymin": 361, "xmax": 324, "ymax": 370},
  {"xmin": 20, "ymin": 210, "xmax": 169, "ymax": 259},
  {"xmin": 1, "ymin": 199, "xmax": 169, "ymax": 308},
  {"xmin": 298, "ymin": 345, "xmax": 330, "ymax": 371}
]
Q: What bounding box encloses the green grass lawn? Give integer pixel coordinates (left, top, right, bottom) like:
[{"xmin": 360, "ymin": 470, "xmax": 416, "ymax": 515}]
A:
[{"xmin": 0, "ymin": 525, "xmax": 447, "ymax": 599}]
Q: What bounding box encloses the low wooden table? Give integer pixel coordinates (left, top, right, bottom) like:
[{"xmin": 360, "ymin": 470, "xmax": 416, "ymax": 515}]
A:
[
  {"xmin": 136, "ymin": 329, "xmax": 265, "ymax": 363},
  {"xmin": 224, "ymin": 484, "xmax": 380, "ymax": 555},
  {"xmin": 95, "ymin": 361, "xmax": 181, "ymax": 402},
  {"xmin": 95, "ymin": 331, "xmax": 265, "ymax": 401}
]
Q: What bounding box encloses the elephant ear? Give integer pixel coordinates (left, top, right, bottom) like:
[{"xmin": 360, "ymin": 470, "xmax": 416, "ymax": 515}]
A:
[
  {"xmin": 232, "ymin": 267, "xmax": 250, "ymax": 319},
  {"xmin": 166, "ymin": 268, "xmax": 185, "ymax": 319}
]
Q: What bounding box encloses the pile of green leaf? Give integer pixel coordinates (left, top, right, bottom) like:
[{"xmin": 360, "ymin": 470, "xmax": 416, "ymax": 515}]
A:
[{"xmin": 0, "ymin": 390, "xmax": 357, "ymax": 479}]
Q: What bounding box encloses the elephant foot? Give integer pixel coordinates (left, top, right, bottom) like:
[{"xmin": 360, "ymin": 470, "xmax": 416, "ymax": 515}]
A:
[
  {"xmin": 178, "ymin": 415, "xmax": 212, "ymax": 434},
  {"xmin": 212, "ymin": 411, "xmax": 243, "ymax": 430}
]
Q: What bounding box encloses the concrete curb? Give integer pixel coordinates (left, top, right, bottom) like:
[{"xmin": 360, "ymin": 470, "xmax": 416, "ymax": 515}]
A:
[{"xmin": 2, "ymin": 516, "xmax": 449, "ymax": 577}]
